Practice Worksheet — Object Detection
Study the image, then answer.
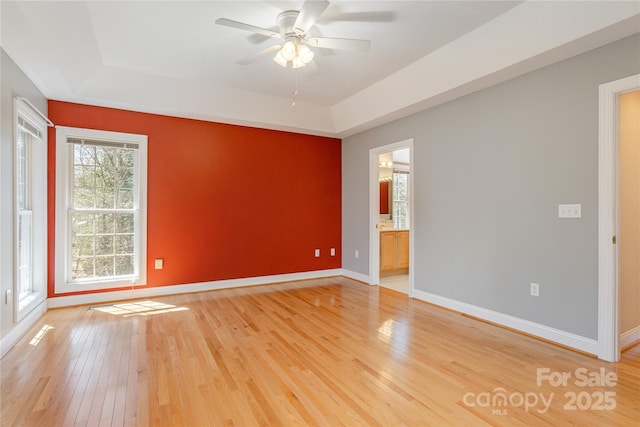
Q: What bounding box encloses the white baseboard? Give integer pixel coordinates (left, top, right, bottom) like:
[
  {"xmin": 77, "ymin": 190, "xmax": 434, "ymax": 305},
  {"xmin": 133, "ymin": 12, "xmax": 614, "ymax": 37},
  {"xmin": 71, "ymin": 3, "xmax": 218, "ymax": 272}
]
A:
[
  {"xmin": 620, "ymin": 325, "xmax": 640, "ymax": 349},
  {"xmin": 412, "ymin": 289, "xmax": 599, "ymax": 356},
  {"xmin": 340, "ymin": 269, "xmax": 370, "ymax": 284},
  {"xmin": 47, "ymin": 269, "xmax": 343, "ymax": 308},
  {"xmin": 0, "ymin": 300, "xmax": 47, "ymax": 358}
]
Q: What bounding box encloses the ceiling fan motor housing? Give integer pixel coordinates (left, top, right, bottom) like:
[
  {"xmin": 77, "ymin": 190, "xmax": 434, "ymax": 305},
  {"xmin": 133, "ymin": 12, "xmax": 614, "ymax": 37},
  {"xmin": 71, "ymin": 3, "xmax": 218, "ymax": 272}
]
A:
[{"xmin": 277, "ymin": 10, "xmax": 302, "ymax": 37}]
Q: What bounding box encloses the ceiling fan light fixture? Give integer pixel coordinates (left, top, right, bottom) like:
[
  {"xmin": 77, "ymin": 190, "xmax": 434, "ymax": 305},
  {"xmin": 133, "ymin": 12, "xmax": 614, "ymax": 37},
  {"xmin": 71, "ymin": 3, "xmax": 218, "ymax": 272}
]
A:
[
  {"xmin": 281, "ymin": 40, "xmax": 297, "ymax": 61},
  {"xmin": 273, "ymin": 37, "xmax": 314, "ymax": 69},
  {"xmin": 216, "ymin": 0, "xmax": 371, "ymax": 72},
  {"xmin": 273, "ymin": 50, "xmax": 288, "ymax": 67},
  {"xmin": 298, "ymin": 44, "xmax": 314, "ymax": 64},
  {"xmin": 291, "ymin": 56, "xmax": 305, "ymax": 69}
]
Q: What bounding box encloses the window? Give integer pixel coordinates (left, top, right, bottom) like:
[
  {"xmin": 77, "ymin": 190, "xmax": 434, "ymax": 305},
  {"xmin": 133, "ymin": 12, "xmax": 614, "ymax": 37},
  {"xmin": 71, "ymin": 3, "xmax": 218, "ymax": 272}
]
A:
[
  {"xmin": 16, "ymin": 121, "xmax": 32, "ymax": 299},
  {"xmin": 14, "ymin": 100, "xmax": 48, "ymax": 319},
  {"xmin": 55, "ymin": 127, "xmax": 147, "ymax": 292},
  {"xmin": 392, "ymin": 172, "xmax": 409, "ymax": 230}
]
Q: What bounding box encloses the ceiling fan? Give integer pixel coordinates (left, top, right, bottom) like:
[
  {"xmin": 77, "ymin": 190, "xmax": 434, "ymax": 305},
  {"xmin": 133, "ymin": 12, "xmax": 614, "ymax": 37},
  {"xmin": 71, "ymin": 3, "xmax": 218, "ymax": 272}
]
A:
[{"xmin": 215, "ymin": 0, "xmax": 371, "ymax": 69}]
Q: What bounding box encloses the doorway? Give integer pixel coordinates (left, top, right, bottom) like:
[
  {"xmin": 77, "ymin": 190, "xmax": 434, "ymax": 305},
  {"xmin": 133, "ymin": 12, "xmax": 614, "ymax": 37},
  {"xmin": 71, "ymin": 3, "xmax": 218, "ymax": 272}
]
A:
[
  {"xmin": 369, "ymin": 140, "xmax": 414, "ymax": 296},
  {"xmin": 598, "ymin": 74, "xmax": 640, "ymax": 362},
  {"xmin": 618, "ymin": 89, "xmax": 639, "ymax": 352}
]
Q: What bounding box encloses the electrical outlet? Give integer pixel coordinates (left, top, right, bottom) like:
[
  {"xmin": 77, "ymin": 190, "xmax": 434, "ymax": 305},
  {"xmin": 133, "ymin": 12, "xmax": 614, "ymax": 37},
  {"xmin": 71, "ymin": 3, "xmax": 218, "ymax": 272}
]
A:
[
  {"xmin": 330, "ymin": 248, "xmax": 336, "ymax": 256},
  {"xmin": 314, "ymin": 249, "xmax": 320, "ymax": 257},
  {"xmin": 558, "ymin": 204, "xmax": 582, "ymax": 218},
  {"xmin": 355, "ymin": 250, "xmax": 359, "ymax": 259},
  {"xmin": 530, "ymin": 282, "xmax": 540, "ymax": 297},
  {"xmin": 155, "ymin": 258, "xmax": 164, "ymax": 269}
]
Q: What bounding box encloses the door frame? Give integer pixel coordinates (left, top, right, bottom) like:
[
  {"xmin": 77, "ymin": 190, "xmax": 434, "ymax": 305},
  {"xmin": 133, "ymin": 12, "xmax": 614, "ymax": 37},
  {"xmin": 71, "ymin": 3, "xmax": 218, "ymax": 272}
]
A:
[
  {"xmin": 598, "ymin": 73, "xmax": 640, "ymax": 362},
  {"xmin": 369, "ymin": 139, "xmax": 414, "ymax": 296}
]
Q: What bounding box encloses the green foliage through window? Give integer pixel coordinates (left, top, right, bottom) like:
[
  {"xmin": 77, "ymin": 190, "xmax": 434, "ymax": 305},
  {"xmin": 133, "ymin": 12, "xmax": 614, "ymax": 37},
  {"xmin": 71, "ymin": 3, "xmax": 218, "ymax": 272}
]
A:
[
  {"xmin": 393, "ymin": 172, "xmax": 409, "ymax": 230},
  {"xmin": 70, "ymin": 143, "xmax": 137, "ymax": 281}
]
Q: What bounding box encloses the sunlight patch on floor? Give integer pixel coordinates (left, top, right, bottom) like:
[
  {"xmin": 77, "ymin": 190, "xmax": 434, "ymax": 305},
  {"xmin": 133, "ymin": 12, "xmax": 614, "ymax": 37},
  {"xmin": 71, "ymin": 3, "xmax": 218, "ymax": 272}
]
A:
[
  {"xmin": 29, "ymin": 324, "xmax": 54, "ymax": 346},
  {"xmin": 89, "ymin": 300, "xmax": 188, "ymax": 317}
]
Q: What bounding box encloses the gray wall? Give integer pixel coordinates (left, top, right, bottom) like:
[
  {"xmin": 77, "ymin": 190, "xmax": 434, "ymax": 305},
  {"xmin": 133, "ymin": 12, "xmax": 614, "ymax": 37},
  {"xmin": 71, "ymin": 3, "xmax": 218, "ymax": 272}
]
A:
[
  {"xmin": 342, "ymin": 34, "xmax": 640, "ymax": 340},
  {"xmin": 0, "ymin": 48, "xmax": 48, "ymax": 339}
]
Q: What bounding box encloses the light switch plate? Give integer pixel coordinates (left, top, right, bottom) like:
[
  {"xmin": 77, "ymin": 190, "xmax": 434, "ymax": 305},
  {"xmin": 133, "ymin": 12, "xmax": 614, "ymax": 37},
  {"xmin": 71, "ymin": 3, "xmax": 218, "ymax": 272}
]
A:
[{"xmin": 558, "ymin": 204, "xmax": 581, "ymax": 218}]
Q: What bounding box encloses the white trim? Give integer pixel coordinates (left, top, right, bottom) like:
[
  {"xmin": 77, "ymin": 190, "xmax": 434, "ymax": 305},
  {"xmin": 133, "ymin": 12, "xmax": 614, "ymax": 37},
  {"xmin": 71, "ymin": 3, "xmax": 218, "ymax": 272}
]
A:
[
  {"xmin": 598, "ymin": 74, "xmax": 640, "ymax": 362},
  {"xmin": 0, "ymin": 299, "xmax": 47, "ymax": 358},
  {"xmin": 13, "ymin": 98, "xmax": 47, "ymax": 323},
  {"xmin": 47, "ymin": 269, "xmax": 343, "ymax": 308},
  {"xmin": 15, "ymin": 97, "xmax": 54, "ymax": 127},
  {"xmin": 341, "ymin": 269, "xmax": 370, "ymax": 284},
  {"xmin": 368, "ymin": 139, "xmax": 414, "ymax": 297},
  {"xmin": 412, "ymin": 289, "xmax": 599, "ymax": 356},
  {"xmin": 620, "ymin": 326, "xmax": 640, "ymax": 350},
  {"xmin": 55, "ymin": 126, "xmax": 148, "ymax": 294}
]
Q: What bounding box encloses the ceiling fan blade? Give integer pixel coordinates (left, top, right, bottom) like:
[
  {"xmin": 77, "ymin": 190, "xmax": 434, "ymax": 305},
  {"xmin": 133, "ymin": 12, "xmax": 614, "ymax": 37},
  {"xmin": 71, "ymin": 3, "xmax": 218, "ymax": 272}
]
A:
[
  {"xmin": 215, "ymin": 18, "xmax": 281, "ymax": 39},
  {"xmin": 237, "ymin": 45, "xmax": 282, "ymax": 65},
  {"xmin": 306, "ymin": 37, "xmax": 371, "ymax": 52},
  {"xmin": 325, "ymin": 11, "xmax": 397, "ymax": 23},
  {"xmin": 294, "ymin": 0, "xmax": 329, "ymax": 35}
]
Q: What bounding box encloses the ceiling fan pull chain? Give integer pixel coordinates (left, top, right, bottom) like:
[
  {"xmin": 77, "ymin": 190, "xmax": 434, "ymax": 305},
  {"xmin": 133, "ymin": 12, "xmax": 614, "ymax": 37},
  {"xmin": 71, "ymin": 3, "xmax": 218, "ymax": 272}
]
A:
[{"xmin": 292, "ymin": 69, "xmax": 299, "ymax": 107}]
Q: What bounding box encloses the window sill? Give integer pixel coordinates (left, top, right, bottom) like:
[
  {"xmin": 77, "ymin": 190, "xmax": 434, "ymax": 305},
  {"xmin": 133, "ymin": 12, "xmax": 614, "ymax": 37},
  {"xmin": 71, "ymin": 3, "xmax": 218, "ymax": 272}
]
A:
[
  {"xmin": 56, "ymin": 276, "xmax": 145, "ymax": 294},
  {"xmin": 17, "ymin": 291, "xmax": 46, "ymax": 322}
]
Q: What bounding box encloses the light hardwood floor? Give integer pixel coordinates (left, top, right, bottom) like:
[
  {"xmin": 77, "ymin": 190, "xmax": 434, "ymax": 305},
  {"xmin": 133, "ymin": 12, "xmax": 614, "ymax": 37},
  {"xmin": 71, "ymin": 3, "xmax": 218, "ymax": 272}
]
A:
[{"xmin": 1, "ymin": 277, "xmax": 638, "ymax": 426}]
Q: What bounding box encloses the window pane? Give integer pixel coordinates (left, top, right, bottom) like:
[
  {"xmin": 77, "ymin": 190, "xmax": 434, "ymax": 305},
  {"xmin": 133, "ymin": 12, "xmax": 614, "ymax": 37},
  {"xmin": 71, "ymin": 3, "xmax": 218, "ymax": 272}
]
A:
[
  {"xmin": 74, "ymin": 165, "xmax": 95, "ymax": 188},
  {"xmin": 72, "ymin": 235, "xmax": 94, "ymax": 258},
  {"xmin": 117, "ymin": 189, "xmax": 134, "ymax": 209},
  {"xmin": 95, "ymin": 213, "xmax": 114, "ymax": 234},
  {"xmin": 115, "ymin": 255, "xmax": 134, "ymax": 276},
  {"xmin": 117, "ymin": 167, "xmax": 134, "ymax": 189},
  {"xmin": 73, "ymin": 187, "xmax": 95, "ymax": 209},
  {"xmin": 393, "ymin": 173, "xmax": 408, "ymax": 201},
  {"xmin": 95, "ymin": 235, "xmax": 114, "ymax": 256},
  {"xmin": 118, "ymin": 150, "xmax": 134, "ymax": 168},
  {"xmin": 95, "ymin": 188, "xmax": 115, "ymax": 209},
  {"xmin": 17, "ymin": 130, "xmax": 29, "ymax": 210},
  {"xmin": 95, "ymin": 257, "xmax": 114, "ymax": 277},
  {"xmin": 115, "ymin": 234, "xmax": 134, "ymax": 254},
  {"xmin": 72, "ymin": 145, "xmax": 136, "ymax": 210},
  {"xmin": 17, "ymin": 212, "xmax": 32, "ymax": 297},
  {"xmin": 96, "ymin": 150, "xmax": 116, "ymax": 188},
  {"xmin": 73, "ymin": 257, "xmax": 94, "ymax": 279},
  {"xmin": 70, "ymin": 211, "xmax": 136, "ymax": 281},
  {"xmin": 74, "ymin": 145, "xmax": 96, "ymax": 166},
  {"xmin": 116, "ymin": 213, "xmax": 134, "ymax": 234},
  {"xmin": 72, "ymin": 213, "xmax": 94, "ymax": 235},
  {"xmin": 393, "ymin": 172, "xmax": 409, "ymax": 230}
]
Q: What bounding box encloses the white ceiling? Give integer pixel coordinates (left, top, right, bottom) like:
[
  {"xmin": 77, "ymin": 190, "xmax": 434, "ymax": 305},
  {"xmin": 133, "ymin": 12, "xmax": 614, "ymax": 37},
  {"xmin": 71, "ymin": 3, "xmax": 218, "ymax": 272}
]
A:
[{"xmin": 2, "ymin": 1, "xmax": 638, "ymax": 137}]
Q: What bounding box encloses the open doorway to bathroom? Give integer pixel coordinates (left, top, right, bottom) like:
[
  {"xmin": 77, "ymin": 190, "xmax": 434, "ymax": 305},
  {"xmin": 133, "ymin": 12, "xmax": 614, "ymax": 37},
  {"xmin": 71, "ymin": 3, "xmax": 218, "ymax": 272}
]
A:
[
  {"xmin": 369, "ymin": 140, "xmax": 413, "ymax": 296},
  {"xmin": 378, "ymin": 149, "xmax": 410, "ymax": 294}
]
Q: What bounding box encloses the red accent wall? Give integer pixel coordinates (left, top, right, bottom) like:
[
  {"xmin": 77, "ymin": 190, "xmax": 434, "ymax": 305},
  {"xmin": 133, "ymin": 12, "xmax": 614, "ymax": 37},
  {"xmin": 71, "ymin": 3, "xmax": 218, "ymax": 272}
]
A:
[
  {"xmin": 379, "ymin": 182, "xmax": 389, "ymax": 214},
  {"xmin": 47, "ymin": 101, "xmax": 341, "ymax": 297}
]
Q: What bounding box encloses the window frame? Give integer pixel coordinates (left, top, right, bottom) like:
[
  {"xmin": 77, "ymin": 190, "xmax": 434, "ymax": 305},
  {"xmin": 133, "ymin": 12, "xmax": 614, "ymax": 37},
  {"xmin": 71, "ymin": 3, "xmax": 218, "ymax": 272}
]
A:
[
  {"xmin": 14, "ymin": 99, "xmax": 48, "ymax": 321},
  {"xmin": 55, "ymin": 126, "xmax": 148, "ymax": 293}
]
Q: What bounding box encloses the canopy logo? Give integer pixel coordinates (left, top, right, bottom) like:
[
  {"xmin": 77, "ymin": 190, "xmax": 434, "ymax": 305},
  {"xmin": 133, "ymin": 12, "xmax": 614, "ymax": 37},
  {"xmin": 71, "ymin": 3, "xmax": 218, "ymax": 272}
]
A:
[
  {"xmin": 462, "ymin": 367, "xmax": 618, "ymax": 416},
  {"xmin": 462, "ymin": 388, "xmax": 553, "ymax": 415}
]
